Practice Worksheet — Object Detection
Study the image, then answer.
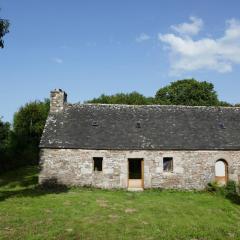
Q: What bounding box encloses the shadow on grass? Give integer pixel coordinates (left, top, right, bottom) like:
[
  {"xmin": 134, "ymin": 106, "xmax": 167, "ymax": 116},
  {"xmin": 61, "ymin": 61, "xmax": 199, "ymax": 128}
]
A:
[
  {"xmin": 0, "ymin": 178, "xmax": 69, "ymax": 202},
  {"xmin": 1, "ymin": 175, "xmax": 39, "ymax": 189},
  {"xmin": 0, "ymin": 165, "xmax": 39, "ymax": 188}
]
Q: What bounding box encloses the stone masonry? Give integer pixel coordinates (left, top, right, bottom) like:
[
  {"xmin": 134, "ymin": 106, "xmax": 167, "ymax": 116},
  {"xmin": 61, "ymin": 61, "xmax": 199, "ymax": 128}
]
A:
[
  {"xmin": 50, "ymin": 89, "xmax": 67, "ymax": 113},
  {"xmin": 39, "ymin": 148, "xmax": 240, "ymax": 190}
]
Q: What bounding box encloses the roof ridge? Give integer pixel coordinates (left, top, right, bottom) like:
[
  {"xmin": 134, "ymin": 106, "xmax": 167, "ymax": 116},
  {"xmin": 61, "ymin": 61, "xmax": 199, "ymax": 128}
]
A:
[{"xmin": 65, "ymin": 103, "xmax": 240, "ymax": 109}]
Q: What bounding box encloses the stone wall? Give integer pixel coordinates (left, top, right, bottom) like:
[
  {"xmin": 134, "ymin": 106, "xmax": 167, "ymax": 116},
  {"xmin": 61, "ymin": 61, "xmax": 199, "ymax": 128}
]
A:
[{"xmin": 39, "ymin": 149, "xmax": 240, "ymax": 190}]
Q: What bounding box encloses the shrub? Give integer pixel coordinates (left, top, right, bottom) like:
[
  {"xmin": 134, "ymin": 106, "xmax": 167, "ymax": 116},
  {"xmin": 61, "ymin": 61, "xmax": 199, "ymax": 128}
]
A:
[
  {"xmin": 207, "ymin": 180, "xmax": 240, "ymax": 204},
  {"xmin": 225, "ymin": 180, "xmax": 237, "ymax": 195},
  {"xmin": 206, "ymin": 181, "xmax": 219, "ymax": 192}
]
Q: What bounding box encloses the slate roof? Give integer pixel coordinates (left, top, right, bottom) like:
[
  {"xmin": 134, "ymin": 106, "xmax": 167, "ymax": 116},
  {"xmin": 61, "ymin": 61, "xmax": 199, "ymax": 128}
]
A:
[{"xmin": 40, "ymin": 104, "xmax": 240, "ymax": 150}]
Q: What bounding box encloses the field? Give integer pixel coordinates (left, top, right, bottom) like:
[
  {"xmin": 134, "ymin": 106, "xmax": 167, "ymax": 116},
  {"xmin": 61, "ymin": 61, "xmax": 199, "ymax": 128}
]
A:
[{"xmin": 0, "ymin": 166, "xmax": 240, "ymax": 240}]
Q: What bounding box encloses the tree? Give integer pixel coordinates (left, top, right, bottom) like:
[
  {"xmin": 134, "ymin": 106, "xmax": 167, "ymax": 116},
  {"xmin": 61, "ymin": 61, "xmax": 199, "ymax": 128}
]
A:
[
  {"xmin": 13, "ymin": 100, "xmax": 50, "ymax": 142},
  {"xmin": 0, "ymin": 117, "xmax": 10, "ymax": 154},
  {"xmin": 155, "ymin": 79, "xmax": 220, "ymax": 106},
  {"xmin": 12, "ymin": 99, "xmax": 50, "ymax": 165},
  {"xmin": 218, "ymin": 101, "xmax": 232, "ymax": 107},
  {"xmin": 0, "ymin": 100, "xmax": 49, "ymax": 172},
  {"xmin": 87, "ymin": 92, "xmax": 154, "ymax": 105},
  {"xmin": 0, "ymin": 11, "xmax": 10, "ymax": 48},
  {"xmin": 0, "ymin": 117, "xmax": 11, "ymax": 171}
]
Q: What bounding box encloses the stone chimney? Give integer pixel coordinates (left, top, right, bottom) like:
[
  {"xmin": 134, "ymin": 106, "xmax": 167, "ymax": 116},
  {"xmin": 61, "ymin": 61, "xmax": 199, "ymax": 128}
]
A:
[{"xmin": 50, "ymin": 89, "xmax": 67, "ymax": 113}]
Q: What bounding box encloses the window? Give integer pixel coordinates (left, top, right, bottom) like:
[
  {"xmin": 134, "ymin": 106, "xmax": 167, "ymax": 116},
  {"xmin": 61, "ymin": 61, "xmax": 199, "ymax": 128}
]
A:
[
  {"xmin": 136, "ymin": 122, "xmax": 141, "ymax": 128},
  {"xmin": 215, "ymin": 159, "xmax": 228, "ymax": 185},
  {"xmin": 93, "ymin": 157, "xmax": 103, "ymax": 171},
  {"xmin": 163, "ymin": 157, "xmax": 173, "ymax": 172},
  {"xmin": 92, "ymin": 121, "xmax": 98, "ymax": 127}
]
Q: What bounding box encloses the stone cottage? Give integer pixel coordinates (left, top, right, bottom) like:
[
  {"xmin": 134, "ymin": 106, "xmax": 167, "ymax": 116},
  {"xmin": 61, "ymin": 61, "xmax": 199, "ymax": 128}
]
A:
[{"xmin": 39, "ymin": 89, "xmax": 240, "ymax": 190}]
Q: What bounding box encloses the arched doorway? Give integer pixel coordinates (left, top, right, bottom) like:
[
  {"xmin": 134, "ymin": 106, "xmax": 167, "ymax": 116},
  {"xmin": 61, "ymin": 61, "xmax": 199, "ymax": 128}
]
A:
[{"xmin": 215, "ymin": 159, "xmax": 228, "ymax": 185}]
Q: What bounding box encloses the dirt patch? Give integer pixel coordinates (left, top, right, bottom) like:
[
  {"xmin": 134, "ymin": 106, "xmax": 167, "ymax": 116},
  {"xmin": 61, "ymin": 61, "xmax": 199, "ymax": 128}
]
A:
[
  {"xmin": 96, "ymin": 199, "xmax": 108, "ymax": 207},
  {"xmin": 44, "ymin": 209, "xmax": 52, "ymax": 213},
  {"xmin": 108, "ymin": 214, "xmax": 119, "ymax": 219},
  {"xmin": 125, "ymin": 208, "xmax": 137, "ymax": 213},
  {"xmin": 63, "ymin": 200, "xmax": 72, "ymax": 206}
]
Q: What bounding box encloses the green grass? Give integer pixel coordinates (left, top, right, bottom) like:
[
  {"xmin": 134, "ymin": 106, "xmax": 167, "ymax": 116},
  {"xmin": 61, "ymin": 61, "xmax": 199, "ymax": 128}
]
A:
[{"xmin": 0, "ymin": 166, "xmax": 240, "ymax": 240}]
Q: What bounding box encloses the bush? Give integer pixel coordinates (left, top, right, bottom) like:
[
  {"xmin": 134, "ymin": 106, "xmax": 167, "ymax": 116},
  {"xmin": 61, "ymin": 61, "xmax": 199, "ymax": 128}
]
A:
[
  {"xmin": 206, "ymin": 180, "xmax": 240, "ymax": 204},
  {"xmin": 225, "ymin": 180, "xmax": 237, "ymax": 195},
  {"xmin": 206, "ymin": 181, "xmax": 219, "ymax": 192}
]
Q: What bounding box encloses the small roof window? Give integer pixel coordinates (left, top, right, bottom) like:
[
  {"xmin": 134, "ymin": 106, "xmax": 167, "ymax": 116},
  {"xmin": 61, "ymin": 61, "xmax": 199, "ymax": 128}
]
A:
[
  {"xmin": 92, "ymin": 121, "xmax": 99, "ymax": 127},
  {"xmin": 136, "ymin": 122, "xmax": 141, "ymax": 128},
  {"xmin": 219, "ymin": 123, "xmax": 226, "ymax": 129}
]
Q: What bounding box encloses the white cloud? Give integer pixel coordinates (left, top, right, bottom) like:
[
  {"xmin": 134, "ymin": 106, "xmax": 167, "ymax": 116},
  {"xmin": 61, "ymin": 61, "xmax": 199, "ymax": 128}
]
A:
[
  {"xmin": 171, "ymin": 16, "xmax": 203, "ymax": 36},
  {"xmin": 136, "ymin": 33, "xmax": 151, "ymax": 42},
  {"xmin": 159, "ymin": 18, "xmax": 240, "ymax": 75},
  {"xmin": 53, "ymin": 58, "xmax": 63, "ymax": 64}
]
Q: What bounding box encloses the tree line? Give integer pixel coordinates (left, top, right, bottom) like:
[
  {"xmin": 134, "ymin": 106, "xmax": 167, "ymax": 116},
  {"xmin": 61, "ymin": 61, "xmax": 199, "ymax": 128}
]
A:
[
  {"xmin": 0, "ymin": 79, "xmax": 239, "ymax": 172},
  {"xmin": 88, "ymin": 79, "xmax": 236, "ymax": 106},
  {"xmin": 0, "ymin": 100, "xmax": 49, "ymax": 172}
]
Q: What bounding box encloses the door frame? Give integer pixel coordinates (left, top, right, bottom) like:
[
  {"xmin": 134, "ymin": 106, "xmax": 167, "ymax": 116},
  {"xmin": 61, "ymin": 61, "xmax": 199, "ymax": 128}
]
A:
[
  {"xmin": 127, "ymin": 158, "xmax": 144, "ymax": 188},
  {"xmin": 215, "ymin": 159, "xmax": 228, "ymax": 185}
]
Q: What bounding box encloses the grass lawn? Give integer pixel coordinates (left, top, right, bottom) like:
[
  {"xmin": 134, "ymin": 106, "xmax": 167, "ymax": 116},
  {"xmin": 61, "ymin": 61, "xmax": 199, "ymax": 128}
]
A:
[{"xmin": 0, "ymin": 166, "xmax": 240, "ymax": 240}]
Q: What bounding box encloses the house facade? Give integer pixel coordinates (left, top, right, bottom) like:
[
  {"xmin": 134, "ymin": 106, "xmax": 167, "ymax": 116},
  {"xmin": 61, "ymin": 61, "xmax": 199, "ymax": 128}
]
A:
[{"xmin": 39, "ymin": 89, "xmax": 240, "ymax": 190}]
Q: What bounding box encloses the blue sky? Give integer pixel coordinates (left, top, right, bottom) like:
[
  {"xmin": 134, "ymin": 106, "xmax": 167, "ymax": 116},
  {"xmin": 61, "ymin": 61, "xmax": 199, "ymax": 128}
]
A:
[{"xmin": 1, "ymin": 0, "xmax": 240, "ymax": 122}]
